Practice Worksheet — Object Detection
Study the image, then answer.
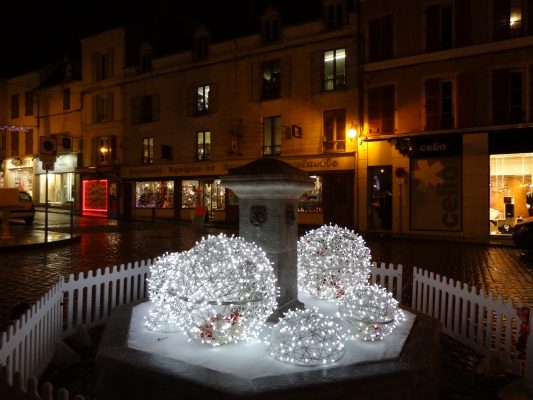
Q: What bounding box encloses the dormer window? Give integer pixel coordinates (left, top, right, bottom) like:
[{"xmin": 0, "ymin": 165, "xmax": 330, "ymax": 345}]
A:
[
  {"xmin": 261, "ymin": 7, "xmax": 281, "ymax": 43},
  {"xmin": 139, "ymin": 41, "xmax": 154, "ymax": 73},
  {"xmin": 194, "ymin": 26, "xmax": 210, "ymax": 60},
  {"xmin": 324, "ymin": 0, "xmax": 346, "ymax": 29}
]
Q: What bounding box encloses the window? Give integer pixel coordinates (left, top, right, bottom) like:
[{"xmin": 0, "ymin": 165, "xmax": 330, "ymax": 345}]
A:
[
  {"xmin": 196, "ymin": 131, "xmax": 211, "ymax": 160},
  {"xmin": 261, "ymin": 60, "xmax": 281, "ymax": 100},
  {"xmin": 93, "ymin": 49, "xmax": 113, "ymax": 81},
  {"xmin": 263, "ymin": 116, "xmax": 281, "ymax": 156},
  {"xmin": 262, "ymin": 13, "xmax": 281, "ymax": 43},
  {"xmin": 63, "ymin": 88, "xmax": 71, "ymax": 110},
  {"xmin": 425, "ymin": 4, "xmax": 453, "ymax": 52},
  {"xmin": 93, "ymin": 93, "xmax": 113, "ymax": 123},
  {"xmin": 11, "ymin": 94, "xmax": 19, "ymax": 119},
  {"xmin": 95, "ymin": 136, "xmax": 115, "ymax": 164},
  {"xmin": 368, "ymin": 15, "xmax": 393, "ymax": 62},
  {"xmin": 25, "ymin": 91, "xmax": 34, "ymax": 116},
  {"xmin": 142, "ymin": 137, "xmax": 154, "ymax": 164},
  {"xmin": 494, "ymin": 0, "xmax": 525, "ymax": 39},
  {"xmin": 24, "ymin": 129, "xmax": 33, "ymax": 155},
  {"xmin": 194, "ymin": 34, "xmax": 209, "ymax": 60},
  {"xmin": 136, "ymin": 181, "xmax": 174, "ymax": 208},
  {"xmin": 197, "ymin": 85, "xmax": 210, "ymax": 114},
  {"xmin": 492, "ymin": 69, "xmax": 524, "ymax": 124},
  {"xmin": 323, "ymin": 49, "xmax": 346, "ymax": 91},
  {"xmin": 368, "ymin": 85, "xmax": 395, "ymax": 134},
  {"xmin": 132, "ymin": 94, "xmax": 159, "ymax": 124},
  {"xmin": 139, "ymin": 41, "xmax": 153, "ymax": 73},
  {"xmin": 323, "ymin": 109, "xmax": 346, "ymax": 152},
  {"xmin": 425, "ymin": 78, "xmax": 454, "ymax": 130},
  {"xmin": 187, "ymin": 84, "xmax": 216, "ymax": 116},
  {"xmin": 181, "ymin": 180, "xmax": 225, "ymax": 210},
  {"xmin": 10, "ymin": 131, "xmax": 19, "ymax": 156},
  {"xmin": 324, "ymin": 0, "xmax": 346, "ymax": 29},
  {"xmin": 161, "ymin": 144, "xmax": 172, "ymax": 160}
]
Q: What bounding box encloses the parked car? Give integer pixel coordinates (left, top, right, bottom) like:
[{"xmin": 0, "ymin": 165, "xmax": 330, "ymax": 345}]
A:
[
  {"xmin": 512, "ymin": 216, "xmax": 533, "ymax": 250},
  {"xmin": 0, "ymin": 191, "xmax": 35, "ymax": 225}
]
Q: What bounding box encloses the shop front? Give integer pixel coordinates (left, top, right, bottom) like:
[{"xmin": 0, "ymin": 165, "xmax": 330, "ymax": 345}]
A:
[
  {"xmin": 121, "ymin": 154, "xmax": 356, "ymax": 227},
  {"xmin": 35, "ymin": 154, "xmax": 77, "ymax": 206},
  {"xmin": 78, "ymin": 165, "xmax": 120, "ymax": 218},
  {"xmin": 5, "ymin": 157, "xmax": 34, "ymax": 195},
  {"xmin": 489, "ymin": 130, "xmax": 533, "ymax": 236}
]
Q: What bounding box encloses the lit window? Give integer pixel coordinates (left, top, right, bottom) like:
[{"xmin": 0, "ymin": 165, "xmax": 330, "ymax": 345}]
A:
[
  {"xmin": 323, "ymin": 49, "xmax": 346, "ymax": 91},
  {"xmin": 142, "ymin": 137, "xmax": 154, "ymax": 164},
  {"xmin": 197, "ymin": 85, "xmax": 210, "ymax": 114},
  {"xmin": 196, "ymin": 131, "xmax": 211, "ymax": 160},
  {"xmin": 97, "ymin": 136, "xmax": 115, "ymax": 164},
  {"xmin": 135, "ymin": 181, "xmax": 174, "ymax": 208},
  {"xmin": 263, "ymin": 116, "xmax": 281, "ymax": 156},
  {"xmin": 323, "ymin": 109, "xmax": 346, "ymax": 152},
  {"xmin": 510, "ymin": 0, "xmax": 523, "ymax": 36},
  {"xmin": 261, "ymin": 60, "xmax": 281, "ymax": 100}
]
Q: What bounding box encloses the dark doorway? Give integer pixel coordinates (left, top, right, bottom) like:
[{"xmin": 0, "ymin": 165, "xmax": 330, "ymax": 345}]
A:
[
  {"xmin": 368, "ymin": 166, "xmax": 392, "ymax": 231},
  {"xmin": 122, "ymin": 182, "xmax": 132, "ymax": 219},
  {"xmin": 322, "ymin": 173, "xmax": 354, "ymax": 228}
]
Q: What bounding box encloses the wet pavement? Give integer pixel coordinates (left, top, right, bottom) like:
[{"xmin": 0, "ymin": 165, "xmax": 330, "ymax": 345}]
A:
[{"xmin": 1, "ymin": 210, "xmax": 532, "ymax": 399}]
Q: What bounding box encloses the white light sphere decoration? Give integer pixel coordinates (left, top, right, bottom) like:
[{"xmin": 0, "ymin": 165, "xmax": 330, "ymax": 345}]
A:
[
  {"xmin": 298, "ymin": 224, "xmax": 372, "ymax": 300},
  {"xmin": 338, "ymin": 283, "xmax": 405, "ymax": 341},
  {"xmin": 174, "ymin": 234, "xmax": 278, "ymax": 346},
  {"xmin": 145, "ymin": 251, "xmax": 185, "ymax": 332},
  {"xmin": 269, "ymin": 307, "xmax": 345, "ymax": 366}
]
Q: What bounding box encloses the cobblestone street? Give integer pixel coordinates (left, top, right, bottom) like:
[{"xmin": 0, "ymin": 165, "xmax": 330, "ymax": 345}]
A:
[{"xmin": 1, "ymin": 212, "xmax": 532, "ymax": 399}]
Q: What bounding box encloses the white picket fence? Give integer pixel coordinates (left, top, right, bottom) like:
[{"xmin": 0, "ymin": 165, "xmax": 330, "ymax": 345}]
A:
[
  {"xmin": 0, "ymin": 259, "xmax": 531, "ymax": 398},
  {"xmin": 412, "ymin": 267, "xmax": 532, "ymax": 377}
]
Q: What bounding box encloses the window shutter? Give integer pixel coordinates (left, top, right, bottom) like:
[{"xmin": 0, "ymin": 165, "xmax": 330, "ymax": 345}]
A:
[
  {"xmin": 492, "ymin": 69, "xmax": 510, "ymax": 125},
  {"xmin": 251, "ymin": 62, "xmax": 262, "ymax": 102},
  {"xmin": 92, "ymin": 52, "xmax": 98, "ymax": 81},
  {"xmin": 209, "ymin": 84, "xmax": 218, "ymax": 113},
  {"xmin": 493, "ymin": 0, "xmax": 510, "ymax": 40},
  {"xmin": 529, "ymin": 65, "xmax": 533, "ymax": 122},
  {"xmin": 186, "ymin": 87, "xmax": 196, "ymax": 116},
  {"xmin": 132, "ymin": 97, "xmax": 141, "ymax": 124},
  {"xmin": 528, "ymin": 0, "xmax": 533, "ymax": 35},
  {"xmin": 106, "ymin": 92, "xmax": 114, "ymax": 121},
  {"xmin": 310, "ymin": 51, "xmax": 323, "ymax": 95},
  {"xmin": 455, "ymin": 0, "xmax": 471, "ymax": 47},
  {"xmin": 425, "ymin": 78, "xmax": 441, "ymax": 130},
  {"xmin": 92, "ymin": 95, "xmax": 98, "ymax": 123},
  {"xmin": 91, "ymin": 137, "xmax": 97, "ymax": 165},
  {"xmin": 367, "ymin": 88, "xmax": 381, "ymax": 134},
  {"xmin": 381, "ymin": 85, "xmax": 395, "ymax": 133},
  {"xmin": 281, "ymin": 57, "xmax": 291, "ymax": 98},
  {"xmin": 152, "ymin": 93, "xmax": 160, "ymax": 122},
  {"xmin": 110, "ymin": 135, "xmax": 117, "ymax": 161},
  {"xmin": 456, "ymin": 72, "xmax": 475, "ymax": 128},
  {"xmin": 107, "ymin": 49, "xmax": 114, "ymax": 79},
  {"xmin": 344, "ymin": 49, "xmax": 356, "ymax": 89},
  {"xmin": 425, "ymin": 5, "xmax": 440, "ymax": 52}
]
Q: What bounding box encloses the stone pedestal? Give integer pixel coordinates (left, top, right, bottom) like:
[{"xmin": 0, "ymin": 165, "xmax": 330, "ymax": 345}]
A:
[{"xmin": 222, "ymin": 158, "xmax": 313, "ymax": 319}]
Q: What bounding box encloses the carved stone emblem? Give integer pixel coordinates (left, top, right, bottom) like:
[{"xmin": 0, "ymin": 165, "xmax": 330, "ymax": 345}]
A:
[
  {"xmin": 286, "ymin": 205, "xmax": 295, "ymax": 226},
  {"xmin": 250, "ymin": 205, "xmax": 267, "ymax": 226}
]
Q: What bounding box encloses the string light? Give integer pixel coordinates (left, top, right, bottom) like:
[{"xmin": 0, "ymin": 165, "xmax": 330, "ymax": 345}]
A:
[
  {"xmin": 298, "ymin": 224, "xmax": 371, "ymax": 300},
  {"xmin": 146, "ymin": 233, "xmax": 278, "ymax": 346},
  {"xmin": 268, "ymin": 307, "xmax": 345, "ymax": 366},
  {"xmin": 0, "ymin": 124, "xmax": 32, "ymax": 133},
  {"xmin": 338, "ymin": 283, "xmax": 405, "ymax": 341}
]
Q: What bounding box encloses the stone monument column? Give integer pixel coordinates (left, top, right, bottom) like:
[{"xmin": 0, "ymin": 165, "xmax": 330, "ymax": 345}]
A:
[{"xmin": 222, "ymin": 158, "xmax": 312, "ymax": 320}]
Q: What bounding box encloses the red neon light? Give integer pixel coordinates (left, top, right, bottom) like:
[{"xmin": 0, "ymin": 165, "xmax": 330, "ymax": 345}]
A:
[{"xmin": 82, "ymin": 179, "xmax": 108, "ymax": 213}]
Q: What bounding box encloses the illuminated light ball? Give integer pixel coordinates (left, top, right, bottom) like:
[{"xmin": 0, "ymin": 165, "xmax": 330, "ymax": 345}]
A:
[
  {"xmin": 338, "ymin": 283, "xmax": 406, "ymax": 341},
  {"xmin": 175, "ymin": 234, "xmax": 278, "ymax": 346},
  {"xmin": 269, "ymin": 307, "xmax": 345, "ymax": 366},
  {"xmin": 145, "ymin": 251, "xmax": 186, "ymax": 332},
  {"xmin": 298, "ymin": 224, "xmax": 372, "ymax": 300}
]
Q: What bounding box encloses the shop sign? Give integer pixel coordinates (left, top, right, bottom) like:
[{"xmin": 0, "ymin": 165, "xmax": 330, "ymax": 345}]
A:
[
  {"xmin": 8, "ymin": 157, "xmax": 33, "ymax": 169},
  {"xmin": 410, "ymin": 134, "xmax": 462, "ymax": 158}
]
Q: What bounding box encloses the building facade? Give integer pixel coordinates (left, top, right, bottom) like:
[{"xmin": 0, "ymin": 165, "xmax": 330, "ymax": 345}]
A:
[{"xmin": 357, "ymin": 0, "xmax": 533, "ymax": 242}]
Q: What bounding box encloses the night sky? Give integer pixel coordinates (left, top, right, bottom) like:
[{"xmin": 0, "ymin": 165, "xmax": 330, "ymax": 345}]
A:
[{"xmin": 0, "ymin": 0, "xmax": 323, "ymax": 79}]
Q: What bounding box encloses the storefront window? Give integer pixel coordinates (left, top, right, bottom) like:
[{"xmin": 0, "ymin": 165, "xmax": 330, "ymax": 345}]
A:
[
  {"xmin": 490, "ymin": 153, "xmax": 533, "ymax": 235},
  {"xmin": 181, "ymin": 179, "xmax": 225, "ymax": 210},
  {"xmin": 39, "ymin": 172, "xmax": 74, "ymax": 204},
  {"xmin": 299, "ymin": 176, "xmax": 322, "ymax": 212},
  {"xmin": 135, "ymin": 181, "xmax": 174, "ymax": 208}
]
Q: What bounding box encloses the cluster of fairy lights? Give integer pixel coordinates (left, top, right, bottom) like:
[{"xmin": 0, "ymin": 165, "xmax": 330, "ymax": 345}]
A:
[
  {"xmin": 145, "ymin": 234, "xmax": 278, "ymax": 346},
  {"xmin": 145, "ymin": 226, "xmax": 406, "ymax": 366},
  {"xmin": 338, "ymin": 283, "xmax": 406, "ymax": 341},
  {"xmin": 268, "ymin": 307, "xmax": 345, "ymax": 366},
  {"xmin": 297, "ymin": 224, "xmax": 371, "ymax": 300},
  {"xmin": 0, "ymin": 124, "xmax": 31, "ymax": 133}
]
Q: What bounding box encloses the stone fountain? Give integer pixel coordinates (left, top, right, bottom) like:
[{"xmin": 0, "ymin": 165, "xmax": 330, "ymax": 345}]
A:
[{"xmin": 94, "ymin": 158, "xmax": 441, "ymax": 400}]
